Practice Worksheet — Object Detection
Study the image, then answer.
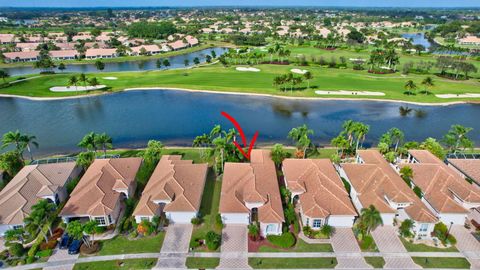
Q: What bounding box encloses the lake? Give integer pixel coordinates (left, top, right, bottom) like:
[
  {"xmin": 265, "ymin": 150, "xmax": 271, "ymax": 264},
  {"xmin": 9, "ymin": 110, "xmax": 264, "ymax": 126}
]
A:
[
  {"xmin": 4, "ymin": 47, "xmax": 228, "ymax": 76},
  {"xmin": 401, "ymin": 32, "xmax": 434, "ymax": 49},
  {"xmin": 1, "ymin": 90, "xmax": 479, "ymax": 157}
]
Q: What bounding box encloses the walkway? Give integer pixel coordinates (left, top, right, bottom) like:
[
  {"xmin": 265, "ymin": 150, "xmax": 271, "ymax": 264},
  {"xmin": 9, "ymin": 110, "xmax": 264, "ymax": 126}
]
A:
[
  {"xmin": 330, "ymin": 228, "xmax": 372, "ymax": 269},
  {"xmin": 451, "ymin": 225, "xmax": 480, "ymax": 269},
  {"xmin": 217, "ymin": 224, "xmax": 251, "ymax": 270},
  {"xmin": 371, "ymin": 226, "xmax": 421, "ymax": 269},
  {"xmin": 154, "ymin": 224, "xmax": 193, "ymax": 270}
]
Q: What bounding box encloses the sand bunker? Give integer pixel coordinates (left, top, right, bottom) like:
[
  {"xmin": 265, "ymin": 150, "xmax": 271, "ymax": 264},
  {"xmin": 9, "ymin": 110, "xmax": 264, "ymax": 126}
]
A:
[
  {"xmin": 291, "ymin": 69, "xmax": 308, "ymax": 74},
  {"xmin": 50, "ymin": 85, "xmax": 107, "ymax": 92},
  {"xmin": 236, "ymin": 67, "xmax": 260, "ymax": 72},
  {"xmin": 315, "ymin": 90, "xmax": 385, "ymax": 96},
  {"xmin": 102, "ymin": 77, "xmax": 118, "ymax": 80},
  {"xmin": 436, "ymin": 93, "xmax": 480, "ymax": 98}
]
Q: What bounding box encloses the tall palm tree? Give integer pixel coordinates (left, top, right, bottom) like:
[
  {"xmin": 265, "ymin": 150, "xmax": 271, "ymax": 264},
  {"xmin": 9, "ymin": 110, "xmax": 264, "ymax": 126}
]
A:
[
  {"xmin": 0, "ymin": 69, "xmax": 10, "ymax": 83},
  {"xmin": 24, "ymin": 199, "xmax": 56, "ymax": 242},
  {"xmin": 79, "ymin": 73, "xmax": 87, "ymax": 87},
  {"xmin": 421, "ymin": 77, "xmax": 434, "ymax": 95},
  {"xmin": 354, "ymin": 122, "xmax": 370, "ymax": 153},
  {"xmin": 2, "ymin": 130, "xmax": 27, "ymax": 160},
  {"xmin": 95, "ymin": 133, "xmax": 112, "ymax": 157},
  {"xmin": 288, "ymin": 124, "xmax": 314, "ymax": 158},
  {"xmin": 68, "ymin": 75, "xmax": 78, "ymax": 91},
  {"xmin": 404, "ymin": 80, "xmax": 417, "ymax": 95},
  {"xmin": 359, "ymin": 205, "xmax": 383, "ymax": 234},
  {"xmin": 388, "ymin": 128, "xmax": 404, "ymax": 153},
  {"xmin": 78, "ymin": 132, "xmax": 98, "ymax": 152},
  {"xmin": 20, "ymin": 134, "xmax": 39, "ymax": 161},
  {"xmin": 303, "ymin": 71, "xmax": 313, "ymax": 89}
]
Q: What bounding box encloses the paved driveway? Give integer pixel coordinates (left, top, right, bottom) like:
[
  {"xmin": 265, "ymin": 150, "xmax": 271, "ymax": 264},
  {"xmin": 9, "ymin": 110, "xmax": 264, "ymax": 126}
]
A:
[
  {"xmin": 218, "ymin": 224, "xmax": 251, "ymax": 269},
  {"xmin": 451, "ymin": 225, "xmax": 480, "ymax": 269},
  {"xmin": 371, "ymin": 226, "xmax": 421, "ymax": 269},
  {"xmin": 331, "ymin": 228, "xmax": 372, "ymax": 269},
  {"xmin": 154, "ymin": 224, "xmax": 193, "ymax": 270},
  {"xmin": 43, "ymin": 248, "xmax": 79, "ymax": 270}
]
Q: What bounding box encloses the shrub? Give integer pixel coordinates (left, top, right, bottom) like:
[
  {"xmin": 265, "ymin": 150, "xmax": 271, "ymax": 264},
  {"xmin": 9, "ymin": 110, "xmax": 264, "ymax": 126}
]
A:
[
  {"xmin": 205, "ymin": 231, "xmax": 221, "ymax": 251},
  {"xmin": 303, "ymin": 226, "xmax": 312, "ymax": 237},
  {"xmin": 189, "ymin": 237, "xmax": 201, "ymax": 249},
  {"xmin": 9, "ymin": 243, "xmax": 25, "ymax": 257},
  {"xmin": 94, "ymin": 226, "xmax": 106, "ymax": 234},
  {"xmin": 35, "ymin": 249, "xmax": 53, "ymax": 258},
  {"xmin": 413, "ymin": 186, "xmax": 423, "ymax": 198},
  {"xmin": 320, "ymin": 224, "xmax": 334, "ymax": 237},
  {"xmin": 27, "ymin": 242, "xmax": 40, "ymax": 258},
  {"xmin": 215, "ymin": 214, "xmax": 224, "ymax": 229},
  {"xmin": 26, "ymin": 256, "xmax": 35, "ymax": 264},
  {"xmin": 267, "ymin": 232, "xmax": 296, "ymax": 248},
  {"xmin": 40, "ymin": 239, "xmax": 57, "ymax": 251},
  {"xmin": 360, "ymin": 234, "xmax": 375, "ymax": 250},
  {"xmin": 399, "ymin": 219, "xmax": 414, "ymax": 238},
  {"xmin": 191, "ymin": 217, "xmax": 202, "ymax": 225}
]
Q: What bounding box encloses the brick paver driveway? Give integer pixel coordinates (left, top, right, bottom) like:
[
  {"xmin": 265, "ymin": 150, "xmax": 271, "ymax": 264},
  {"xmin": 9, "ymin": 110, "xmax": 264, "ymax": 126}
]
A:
[
  {"xmin": 217, "ymin": 224, "xmax": 251, "ymax": 269},
  {"xmin": 331, "ymin": 228, "xmax": 372, "ymax": 269},
  {"xmin": 43, "ymin": 248, "xmax": 79, "ymax": 270},
  {"xmin": 371, "ymin": 226, "xmax": 420, "ymax": 269},
  {"xmin": 154, "ymin": 224, "xmax": 193, "ymax": 270},
  {"xmin": 451, "ymin": 225, "xmax": 480, "ymax": 269}
]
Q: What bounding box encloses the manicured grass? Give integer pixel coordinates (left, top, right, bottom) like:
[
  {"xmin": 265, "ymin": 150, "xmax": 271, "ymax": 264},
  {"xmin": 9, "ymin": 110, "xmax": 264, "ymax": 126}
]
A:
[
  {"xmin": 2, "ymin": 62, "xmax": 480, "ymax": 104},
  {"xmin": 364, "ymin": 257, "xmax": 386, "ymax": 268},
  {"xmin": 185, "ymin": 257, "xmax": 220, "ymax": 269},
  {"xmin": 190, "ymin": 170, "xmax": 223, "ymax": 252},
  {"xmin": 412, "ymin": 257, "xmax": 471, "ymax": 269},
  {"xmin": 258, "ymin": 239, "xmax": 333, "ymax": 252},
  {"xmin": 400, "ymin": 237, "xmax": 458, "ymax": 252},
  {"xmin": 109, "ymin": 148, "xmax": 206, "ymax": 164},
  {"xmin": 96, "ymin": 233, "xmax": 165, "ymax": 255},
  {"xmin": 249, "ymin": 257, "xmax": 337, "ymax": 269},
  {"xmin": 73, "ymin": 258, "xmax": 157, "ymax": 270}
]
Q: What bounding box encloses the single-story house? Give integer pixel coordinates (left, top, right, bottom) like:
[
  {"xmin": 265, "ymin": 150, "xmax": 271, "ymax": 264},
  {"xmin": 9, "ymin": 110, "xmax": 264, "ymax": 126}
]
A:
[
  {"xmin": 402, "ymin": 150, "xmax": 480, "ymax": 225},
  {"xmin": 60, "ymin": 158, "xmax": 142, "ymax": 227},
  {"xmin": 458, "ymin": 36, "xmax": 480, "ymax": 46},
  {"xmin": 282, "ymin": 159, "xmax": 357, "ymax": 229},
  {"xmin": 129, "ymin": 45, "xmax": 162, "ymax": 56},
  {"xmin": 85, "ymin": 48, "xmax": 118, "ymax": 59},
  {"xmin": 168, "ymin": 40, "xmax": 189, "ymax": 51},
  {"xmin": 49, "ymin": 50, "xmax": 79, "ymax": 60},
  {"xmin": 3, "ymin": 51, "xmax": 40, "ymax": 63},
  {"xmin": 339, "ymin": 150, "xmax": 438, "ymax": 238},
  {"xmin": 0, "ymin": 162, "xmax": 81, "ymax": 236},
  {"xmin": 0, "ymin": 34, "xmax": 16, "ymax": 44},
  {"xmin": 15, "ymin": 42, "xmax": 41, "ymax": 52},
  {"xmin": 220, "ymin": 150, "xmax": 285, "ymax": 236},
  {"xmin": 133, "ymin": 155, "xmax": 208, "ymax": 224}
]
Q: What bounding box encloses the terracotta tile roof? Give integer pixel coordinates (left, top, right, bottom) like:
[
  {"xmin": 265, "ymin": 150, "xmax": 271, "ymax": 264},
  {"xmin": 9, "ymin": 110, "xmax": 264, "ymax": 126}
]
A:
[
  {"xmin": 85, "ymin": 48, "xmax": 117, "ymax": 57},
  {"xmin": 133, "ymin": 155, "xmax": 208, "ymax": 216},
  {"xmin": 447, "ymin": 159, "xmax": 480, "ymax": 184},
  {"xmin": 220, "ymin": 150, "xmax": 285, "ymax": 223},
  {"xmin": 130, "ymin": 45, "xmax": 161, "ymax": 54},
  {"xmin": 60, "ymin": 158, "xmax": 142, "ymax": 217},
  {"xmin": 3, "ymin": 51, "xmax": 39, "ymax": 60},
  {"xmin": 401, "ymin": 150, "xmax": 480, "ymax": 214},
  {"xmin": 0, "ymin": 163, "xmax": 77, "ymax": 225},
  {"xmin": 282, "ymin": 159, "xmax": 357, "ymax": 218},
  {"xmin": 342, "ymin": 150, "xmax": 437, "ymax": 223},
  {"xmin": 49, "ymin": 50, "xmax": 79, "ymax": 58}
]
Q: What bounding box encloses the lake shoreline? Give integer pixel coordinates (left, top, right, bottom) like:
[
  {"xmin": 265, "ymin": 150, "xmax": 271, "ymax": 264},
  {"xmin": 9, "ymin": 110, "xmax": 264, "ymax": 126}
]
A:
[{"xmin": 0, "ymin": 86, "xmax": 477, "ymax": 107}]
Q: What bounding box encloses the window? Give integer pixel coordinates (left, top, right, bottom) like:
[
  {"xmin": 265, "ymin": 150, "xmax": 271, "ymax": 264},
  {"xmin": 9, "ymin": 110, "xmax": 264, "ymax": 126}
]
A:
[
  {"xmin": 313, "ymin": 219, "xmax": 322, "ymax": 228},
  {"xmin": 94, "ymin": 216, "xmax": 106, "ymax": 226},
  {"xmin": 266, "ymin": 224, "xmax": 276, "ymax": 233},
  {"xmin": 108, "ymin": 215, "xmax": 113, "ymax": 224},
  {"xmin": 12, "ymin": 225, "xmax": 23, "ymax": 230},
  {"xmin": 420, "ymin": 223, "xmax": 429, "ymax": 232},
  {"xmin": 140, "ymin": 217, "xmax": 149, "ymax": 222}
]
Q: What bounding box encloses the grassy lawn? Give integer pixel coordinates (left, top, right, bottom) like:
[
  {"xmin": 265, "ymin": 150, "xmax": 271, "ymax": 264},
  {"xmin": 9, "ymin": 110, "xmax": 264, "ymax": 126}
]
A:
[
  {"xmin": 258, "ymin": 239, "xmax": 333, "ymax": 252},
  {"xmin": 185, "ymin": 257, "xmax": 220, "ymax": 269},
  {"xmin": 190, "ymin": 170, "xmax": 222, "ymax": 252},
  {"xmin": 96, "ymin": 233, "xmax": 165, "ymax": 256},
  {"xmin": 73, "ymin": 258, "xmax": 157, "ymax": 270},
  {"xmin": 1, "ymin": 62, "xmax": 480, "ymax": 104},
  {"xmin": 412, "ymin": 257, "xmax": 471, "ymax": 269},
  {"xmin": 249, "ymin": 257, "xmax": 337, "ymax": 269},
  {"xmin": 108, "ymin": 147, "xmax": 205, "ymax": 164},
  {"xmin": 400, "ymin": 237, "xmax": 458, "ymax": 252},
  {"xmin": 364, "ymin": 257, "xmax": 386, "ymax": 268}
]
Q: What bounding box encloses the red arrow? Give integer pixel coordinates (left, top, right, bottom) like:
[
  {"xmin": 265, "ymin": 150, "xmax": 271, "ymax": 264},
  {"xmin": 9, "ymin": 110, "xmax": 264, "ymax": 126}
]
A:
[{"xmin": 221, "ymin": 111, "xmax": 259, "ymax": 160}]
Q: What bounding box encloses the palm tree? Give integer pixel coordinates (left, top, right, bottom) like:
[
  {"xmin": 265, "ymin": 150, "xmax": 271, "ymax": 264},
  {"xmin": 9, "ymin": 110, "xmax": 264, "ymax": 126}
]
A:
[
  {"xmin": 89, "ymin": 77, "xmax": 99, "ymax": 87},
  {"xmin": 404, "ymin": 80, "xmax": 417, "ymax": 95},
  {"xmin": 389, "ymin": 128, "xmax": 404, "ymax": 153},
  {"xmin": 421, "ymin": 77, "xmax": 434, "ymax": 95},
  {"xmin": 359, "ymin": 205, "xmax": 383, "ymax": 234},
  {"xmin": 399, "ymin": 106, "xmax": 413, "ymax": 117},
  {"xmin": 0, "ymin": 69, "xmax": 10, "ymax": 83},
  {"xmin": 79, "ymin": 73, "xmax": 87, "ymax": 87},
  {"xmin": 184, "ymin": 59, "xmax": 189, "ymax": 67},
  {"xmin": 95, "ymin": 133, "xmax": 112, "ymax": 157},
  {"xmin": 353, "ymin": 122, "xmax": 370, "ymax": 153},
  {"xmin": 78, "ymin": 132, "xmax": 97, "ymax": 152},
  {"xmin": 2, "ymin": 130, "xmax": 27, "ymax": 160},
  {"xmin": 331, "ymin": 135, "xmax": 349, "ymax": 157},
  {"xmin": 24, "ymin": 199, "xmax": 56, "ymax": 242},
  {"xmin": 248, "ymin": 223, "xmax": 260, "ymax": 241},
  {"xmin": 400, "ymin": 165, "xmax": 413, "ymax": 186},
  {"xmin": 288, "ymin": 124, "xmax": 314, "ymax": 159},
  {"xmin": 68, "ymin": 75, "xmax": 78, "ymax": 91},
  {"xmin": 270, "ymin": 144, "xmax": 289, "ymax": 168},
  {"xmin": 163, "ymin": 59, "xmax": 171, "ymax": 69},
  {"xmin": 83, "ymin": 220, "xmax": 100, "ymax": 247},
  {"xmin": 303, "ymin": 71, "xmax": 313, "ymax": 89},
  {"xmin": 20, "ymin": 134, "xmax": 39, "ymax": 161}
]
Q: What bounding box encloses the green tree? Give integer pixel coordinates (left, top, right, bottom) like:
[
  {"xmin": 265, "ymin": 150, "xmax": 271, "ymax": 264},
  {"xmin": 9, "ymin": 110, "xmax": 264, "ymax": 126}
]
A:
[
  {"xmin": 78, "ymin": 132, "xmax": 98, "ymax": 152},
  {"xmin": 404, "ymin": 80, "xmax": 417, "ymax": 95},
  {"xmin": 68, "ymin": 75, "xmax": 78, "ymax": 91},
  {"xmin": 83, "ymin": 220, "xmax": 100, "ymax": 246},
  {"xmin": 95, "ymin": 133, "xmax": 113, "ymax": 157},
  {"xmin": 400, "ymin": 166, "xmax": 413, "ymax": 187},
  {"xmin": 0, "ymin": 151, "xmax": 24, "ymax": 177},
  {"xmin": 270, "ymin": 144, "xmax": 290, "ymax": 168},
  {"xmin": 399, "ymin": 219, "xmax": 414, "ymax": 237},
  {"xmin": 288, "ymin": 124, "xmax": 314, "ymax": 159},
  {"xmin": 94, "ymin": 60, "xmax": 105, "ymax": 71},
  {"xmin": 2, "ymin": 130, "xmax": 28, "ymax": 160},
  {"xmin": 303, "ymin": 71, "xmax": 313, "ymax": 89},
  {"xmin": 0, "ymin": 69, "xmax": 10, "ymax": 83},
  {"xmin": 20, "ymin": 133, "xmax": 39, "ymax": 162},
  {"xmin": 248, "ymin": 223, "xmax": 260, "ymax": 241},
  {"xmin": 193, "ymin": 57, "xmax": 200, "ymax": 65},
  {"xmin": 421, "ymin": 77, "xmax": 434, "ymax": 95},
  {"xmin": 58, "ymin": 63, "xmax": 66, "ymax": 73},
  {"xmin": 143, "ymin": 140, "xmax": 164, "ymax": 164},
  {"xmin": 163, "ymin": 59, "xmax": 171, "ymax": 69},
  {"xmin": 320, "ymin": 224, "xmax": 334, "ymax": 237},
  {"xmin": 442, "ymin": 124, "xmax": 474, "ymax": 153},
  {"xmin": 24, "ymin": 199, "xmax": 56, "ymax": 242},
  {"xmin": 79, "ymin": 73, "xmax": 88, "ymax": 87},
  {"xmin": 331, "ymin": 135, "xmax": 349, "ymax": 157},
  {"xmin": 89, "ymin": 77, "xmax": 99, "ymax": 87},
  {"xmin": 420, "ymin": 137, "xmax": 446, "ymax": 160},
  {"xmin": 358, "ymin": 205, "xmax": 383, "ymax": 235},
  {"xmin": 184, "ymin": 59, "xmax": 189, "ymax": 67},
  {"xmin": 156, "ymin": 59, "xmax": 162, "ymax": 69},
  {"xmin": 76, "ymin": 151, "xmax": 95, "ymax": 168},
  {"xmin": 205, "ymin": 231, "xmax": 221, "ymax": 251}
]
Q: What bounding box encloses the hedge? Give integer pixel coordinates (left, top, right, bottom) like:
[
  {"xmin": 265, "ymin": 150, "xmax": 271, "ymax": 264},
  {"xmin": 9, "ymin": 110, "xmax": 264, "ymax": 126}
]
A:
[{"xmin": 267, "ymin": 232, "xmax": 296, "ymax": 248}]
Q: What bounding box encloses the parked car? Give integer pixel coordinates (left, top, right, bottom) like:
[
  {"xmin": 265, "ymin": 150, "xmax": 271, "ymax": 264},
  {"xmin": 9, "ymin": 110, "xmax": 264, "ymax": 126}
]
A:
[
  {"xmin": 68, "ymin": 239, "xmax": 81, "ymax": 255},
  {"xmin": 59, "ymin": 233, "xmax": 72, "ymax": 249}
]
